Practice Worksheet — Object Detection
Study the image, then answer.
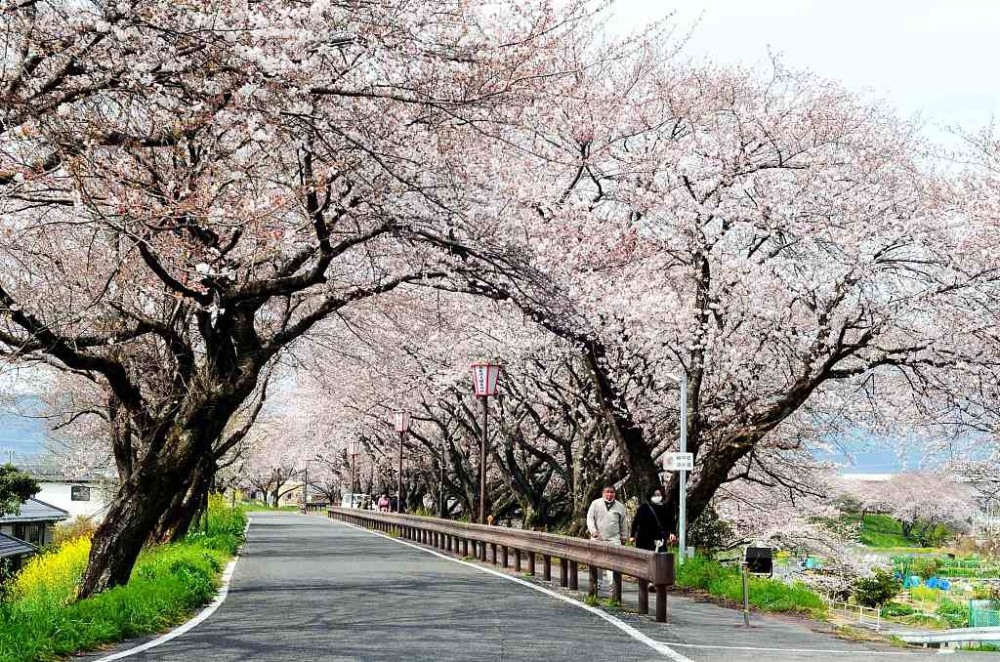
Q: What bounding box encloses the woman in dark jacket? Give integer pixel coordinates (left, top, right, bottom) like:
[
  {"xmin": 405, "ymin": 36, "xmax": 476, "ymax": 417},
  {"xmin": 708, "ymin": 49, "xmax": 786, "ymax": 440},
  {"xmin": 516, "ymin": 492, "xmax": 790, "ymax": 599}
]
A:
[{"xmin": 631, "ymin": 487, "xmax": 675, "ymax": 551}]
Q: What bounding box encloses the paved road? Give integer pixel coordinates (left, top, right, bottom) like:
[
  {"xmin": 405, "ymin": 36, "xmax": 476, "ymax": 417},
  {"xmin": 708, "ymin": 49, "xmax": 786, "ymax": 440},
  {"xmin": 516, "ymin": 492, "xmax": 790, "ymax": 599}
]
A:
[
  {"xmin": 117, "ymin": 512, "xmax": 652, "ymax": 661},
  {"xmin": 100, "ymin": 513, "xmax": 997, "ymax": 661}
]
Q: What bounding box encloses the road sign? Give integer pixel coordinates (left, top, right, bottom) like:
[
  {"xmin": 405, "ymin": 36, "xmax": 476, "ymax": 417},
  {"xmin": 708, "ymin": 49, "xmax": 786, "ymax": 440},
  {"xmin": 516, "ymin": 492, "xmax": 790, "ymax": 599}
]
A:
[{"xmin": 663, "ymin": 452, "xmax": 693, "ymax": 471}]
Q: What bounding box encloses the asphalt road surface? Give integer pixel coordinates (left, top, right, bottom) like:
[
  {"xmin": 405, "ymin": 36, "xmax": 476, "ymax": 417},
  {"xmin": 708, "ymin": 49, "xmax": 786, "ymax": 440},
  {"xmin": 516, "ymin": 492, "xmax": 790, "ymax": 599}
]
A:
[{"xmin": 96, "ymin": 512, "xmax": 998, "ymax": 661}]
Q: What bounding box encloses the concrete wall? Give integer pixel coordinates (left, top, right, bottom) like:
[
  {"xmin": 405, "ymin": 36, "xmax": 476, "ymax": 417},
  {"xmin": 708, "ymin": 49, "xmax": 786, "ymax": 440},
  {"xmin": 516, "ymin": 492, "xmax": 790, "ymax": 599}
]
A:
[{"xmin": 35, "ymin": 482, "xmax": 110, "ymax": 520}]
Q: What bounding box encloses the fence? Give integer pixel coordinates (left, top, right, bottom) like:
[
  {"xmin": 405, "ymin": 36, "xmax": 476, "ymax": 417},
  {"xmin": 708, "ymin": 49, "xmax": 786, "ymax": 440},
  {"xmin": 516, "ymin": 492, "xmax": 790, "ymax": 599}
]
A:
[
  {"xmin": 970, "ymin": 600, "xmax": 1000, "ymax": 628},
  {"xmin": 322, "ymin": 506, "xmax": 676, "ymax": 621},
  {"xmin": 827, "ymin": 600, "xmax": 882, "ymax": 630}
]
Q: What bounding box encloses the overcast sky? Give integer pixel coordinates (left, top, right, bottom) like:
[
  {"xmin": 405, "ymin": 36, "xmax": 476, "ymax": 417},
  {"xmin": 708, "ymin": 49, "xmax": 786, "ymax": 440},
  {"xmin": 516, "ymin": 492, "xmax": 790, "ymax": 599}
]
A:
[{"xmin": 609, "ymin": 0, "xmax": 999, "ymax": 140}]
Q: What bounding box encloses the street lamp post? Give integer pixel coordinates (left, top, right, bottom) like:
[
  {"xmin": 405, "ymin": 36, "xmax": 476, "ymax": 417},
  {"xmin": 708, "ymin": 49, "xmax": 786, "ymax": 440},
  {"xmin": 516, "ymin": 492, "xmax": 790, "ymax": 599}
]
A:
[
  {"xmin": 439, "ymin": 441, "xmax": 447, "ymax": 519},
  {"xmin": 393, "ymin": 411, "xmax": 410, "ymax": 514},
  {"xmin": 348, "ymin": 440, "xmax": 360, "ymax": 506},
  {"xmin": 666, "ymin": 371, "xmax": 689, "ymax": 564},
  {"xmin": 471, "ymin": 362, "xmax": 501, "ymax": 524}
]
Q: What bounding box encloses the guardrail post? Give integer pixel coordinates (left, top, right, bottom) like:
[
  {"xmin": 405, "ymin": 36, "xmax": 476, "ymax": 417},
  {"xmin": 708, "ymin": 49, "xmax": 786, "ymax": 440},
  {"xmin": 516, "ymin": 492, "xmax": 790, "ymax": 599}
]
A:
[
  {"xmin": 462, "ymin": 539, "xmax": 469, "ymax": 557},
  {"xmin": 569, "ymin": 561, "xmax": 578, "ymax": 590},
  {"xmin": 501, "ymin": 546, "xmax": 509, "ymax": 568},
  {"xmin": 559, "ymin": 558, "xmax": 568, "ymax": 587},
  {"xmin": 655, "ymin": 584, "xmax": 667, "ymax": 623},
  {"xmin": 515, "ymin": 549, "xmax": 522, "ymax": 572},
  {"xmin": 650, "ymin": 552, "xmax": 674, "ymax": 623},
  {"xmin": 528, "ymin": 552, "xmax": 536, "ymax": 576},
  {"xmin": 490, "ymin": 543, "xmax": 498, "ymax": 565},
  {"xmin": 612, "ymin": 572, "xmax": 622, "ymax": 604},
  {"xmin": 588, "ymin": 565, "xmax": 599, "ymax": 597},
  {"xmin": 480, "ymin": 541, "xmax": 487, "ymax": 562},
  {"xmin": 638, "ymin": 580, "xmax": 649, "ymax": 614},
  {"xmin": 543, "ymin": 554, "xmax": 552, "ymax": 581}
]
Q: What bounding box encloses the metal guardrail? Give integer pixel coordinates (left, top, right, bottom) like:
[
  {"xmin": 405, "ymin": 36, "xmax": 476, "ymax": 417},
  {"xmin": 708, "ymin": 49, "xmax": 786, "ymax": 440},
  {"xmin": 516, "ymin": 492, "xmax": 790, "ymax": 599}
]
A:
[
  {"xmin": 322, "ymin": 506, "xmax": 675, "ymax": 621},
  {"xmin": 892, "ymin": 626, "xmax": 1000, "ymax": 646}
]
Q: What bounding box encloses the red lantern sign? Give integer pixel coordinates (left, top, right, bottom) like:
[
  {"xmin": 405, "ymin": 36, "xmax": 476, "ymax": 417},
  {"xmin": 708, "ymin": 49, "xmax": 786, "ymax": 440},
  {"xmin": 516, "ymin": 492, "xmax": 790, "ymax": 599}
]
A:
[{"xmin": 471, "ymin": 362, "xmax": 501, "ymax": 398}]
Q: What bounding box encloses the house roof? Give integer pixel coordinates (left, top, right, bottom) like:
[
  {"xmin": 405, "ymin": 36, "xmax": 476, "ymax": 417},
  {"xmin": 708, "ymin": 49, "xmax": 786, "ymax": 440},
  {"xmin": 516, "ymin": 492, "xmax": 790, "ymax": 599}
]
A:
[
  {"xmin": 0, "ymin": 497, "xmax": 70, "ymax": 524},
  {"xmin": 0, "ymin": 531, "xmax": 37, "ymax": 559}
]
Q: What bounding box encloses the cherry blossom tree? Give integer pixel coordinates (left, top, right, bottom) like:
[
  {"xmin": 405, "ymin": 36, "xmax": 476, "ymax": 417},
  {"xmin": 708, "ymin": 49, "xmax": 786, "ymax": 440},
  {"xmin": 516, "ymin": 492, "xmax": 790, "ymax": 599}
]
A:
[
  {"xmin": 0, "ymin": 0, "xmax": 602, "ymax": 595},
  {"xmin": 447, "ymin": 52, "xmax": 981, "ymax": 530},
  {"xmin": 877, "ymin": 472, "xmax": 974, "ymax": 544}
]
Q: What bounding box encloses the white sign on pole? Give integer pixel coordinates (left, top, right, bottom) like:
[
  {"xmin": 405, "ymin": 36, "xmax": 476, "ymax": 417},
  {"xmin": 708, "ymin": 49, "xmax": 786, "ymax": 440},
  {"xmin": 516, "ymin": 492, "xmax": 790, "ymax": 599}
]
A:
[{"xmin": 663, "ymin": 452, "xmax": 694, "ymax": 472}]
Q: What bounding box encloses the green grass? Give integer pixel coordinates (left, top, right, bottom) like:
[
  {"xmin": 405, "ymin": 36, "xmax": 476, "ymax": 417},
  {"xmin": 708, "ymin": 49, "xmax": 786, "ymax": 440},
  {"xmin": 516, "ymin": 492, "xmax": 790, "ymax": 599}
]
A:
[
  {"xmin": 961, "ymin": 643, "xmax": 1000, "ymax": 652},
  {"xmin": 0, "ymin": 497, "xmax": 246, "ymax": 662},
  {"xmin": 840, "ymin": 514, "xmax": 954, "ymax": 549},
  {"xmin": 676, "ymin": 556, "xmax": 826, "ymax": 616}
]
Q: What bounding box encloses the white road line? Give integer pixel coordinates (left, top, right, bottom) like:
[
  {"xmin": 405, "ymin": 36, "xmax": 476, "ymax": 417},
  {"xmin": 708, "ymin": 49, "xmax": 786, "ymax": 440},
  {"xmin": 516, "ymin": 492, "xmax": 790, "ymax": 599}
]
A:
[
  {"xmin": 93, "ymin": 517, "xmax": 251, "ymax": 661},
  {"xmin": 330, "ymin": 518, "xmax": 693, "ymax": 662}
]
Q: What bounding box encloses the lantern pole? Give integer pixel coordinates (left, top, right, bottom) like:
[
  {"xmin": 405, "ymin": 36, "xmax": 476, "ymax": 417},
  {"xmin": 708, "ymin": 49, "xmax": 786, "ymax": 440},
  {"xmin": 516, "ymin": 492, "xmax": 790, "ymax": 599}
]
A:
[
  {"xmin": 398, "ymin": 428, "xmax": 404, "ymax": 513},
  {"xmin": 479, "ymin": 395, "xmax": 488, "ymax": 524}
]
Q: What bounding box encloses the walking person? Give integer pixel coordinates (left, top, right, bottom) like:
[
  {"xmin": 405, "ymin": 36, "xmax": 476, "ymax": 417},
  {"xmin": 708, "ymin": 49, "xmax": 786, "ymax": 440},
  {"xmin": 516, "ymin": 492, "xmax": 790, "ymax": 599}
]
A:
[
  {"xmin": 586, "ymin": 485, "xmax": 628, "ymax": 593},
  {"xmin": 377, "ymin": 493, "xmax": 391, "ymax": 512},
  {"xmin": 630, "ymin": 487, "xmax": 676, "ymax": 552}
]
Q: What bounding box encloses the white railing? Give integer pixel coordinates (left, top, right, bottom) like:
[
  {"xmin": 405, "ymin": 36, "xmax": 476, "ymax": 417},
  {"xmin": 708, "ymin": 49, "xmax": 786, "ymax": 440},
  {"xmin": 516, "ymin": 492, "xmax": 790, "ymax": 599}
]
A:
[{"xmin": 828, "ymin": 600, "xmax": 882, "ymax": 631}]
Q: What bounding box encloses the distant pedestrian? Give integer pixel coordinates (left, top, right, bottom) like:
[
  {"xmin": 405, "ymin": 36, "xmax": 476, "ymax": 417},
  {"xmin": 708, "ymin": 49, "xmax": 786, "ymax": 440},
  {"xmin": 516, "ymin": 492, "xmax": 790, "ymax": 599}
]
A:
[
  {"xmin": 586, "ymin": 486, "xmax": 628, "ymax": 591},
  {"xmin": 378, "ymin": 493, "xmax": 391, "ymax": 512},
  {"xmin": 630, "ymin": 487, "xmax": 675, "ymax": 552}
]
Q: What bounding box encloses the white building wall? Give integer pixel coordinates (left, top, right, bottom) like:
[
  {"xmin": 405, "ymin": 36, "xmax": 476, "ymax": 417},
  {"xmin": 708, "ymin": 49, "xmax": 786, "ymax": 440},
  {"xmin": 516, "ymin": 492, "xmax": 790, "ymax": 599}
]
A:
[{"xmin": 35, "ymin": 482, "xmax": 110, "ymax": 520}]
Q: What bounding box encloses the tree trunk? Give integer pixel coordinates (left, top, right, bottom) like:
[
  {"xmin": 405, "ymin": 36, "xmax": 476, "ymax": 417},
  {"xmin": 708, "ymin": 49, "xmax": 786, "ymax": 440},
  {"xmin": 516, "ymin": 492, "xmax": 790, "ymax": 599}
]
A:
[
  {"xmin": 152, "ymin": 460, "xmax": 213, "ymax": 542},
  {"xmin": 79, "ymin": 470, "xmax": 187, "ymax": 598},
  {"xmin": 581, "ymin": 340, "xmax": 660, "ymax": 498},
  {"xmin": 79, "ymin": 395, "xmax": 239, "ymax": 598}
]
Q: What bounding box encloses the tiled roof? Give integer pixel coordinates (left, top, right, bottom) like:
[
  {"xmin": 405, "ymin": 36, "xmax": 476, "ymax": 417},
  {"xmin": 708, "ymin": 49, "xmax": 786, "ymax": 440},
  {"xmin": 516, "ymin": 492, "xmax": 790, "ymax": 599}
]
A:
[
  {"xmin": 0, "ymin": 497, "xmax": 70, "ymax": 523},
  {"xmin": 0, "ymin": 531, "xmax": 36, "ymax": 558}
]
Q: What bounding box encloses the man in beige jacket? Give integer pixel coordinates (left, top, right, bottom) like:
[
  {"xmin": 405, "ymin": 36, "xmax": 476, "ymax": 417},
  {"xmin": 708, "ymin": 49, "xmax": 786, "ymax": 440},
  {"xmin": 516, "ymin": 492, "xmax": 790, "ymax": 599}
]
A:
[{"xmin": 586, "ymin": 485, "xmax": 628, "ymax": 592}]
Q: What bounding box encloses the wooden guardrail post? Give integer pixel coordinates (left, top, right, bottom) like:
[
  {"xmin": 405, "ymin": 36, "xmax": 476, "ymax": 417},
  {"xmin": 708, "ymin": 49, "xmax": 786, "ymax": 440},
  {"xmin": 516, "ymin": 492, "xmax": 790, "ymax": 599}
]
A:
[
  {"xmin": 612, "ymin": 572, "xmax": 622, "ymax": 604},
  {"xmin": 559, "ymin": 558, "xmax": 568, "ymax": 587},
  {"xmin": 501, "ymin": 546, "xmax": 509, "ymax": 568},
  {"xmin": 514, "ymin": 549, "xmax": 522, "ymax": 572},
  {"xmin": 588, "ymin": 565, "xmax": 599, "ymax": 597},
  {"xmin": 651, "ymin": 552, "xmax": 674, "ymax": 623},
  {"xmin": 527, "ymin": 552, "xmax": 536, "ymax": 576},
  {"xmin": 542, "ymin": 554, "xmax": 552, "ymax": 581},
  {"xmin": 638, "ymin": 580, "xmax": 649, "ymax": 614},
  {"xmin": 568, "ymin": 561, "xmax": 578, "ymax": 590}
]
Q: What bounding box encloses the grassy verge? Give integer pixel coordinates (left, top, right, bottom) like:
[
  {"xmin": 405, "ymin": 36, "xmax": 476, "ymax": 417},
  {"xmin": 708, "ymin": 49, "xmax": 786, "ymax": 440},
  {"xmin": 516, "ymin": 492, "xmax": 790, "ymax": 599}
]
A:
[
  {"xmin": 0, "ymin": 496, "xmax": 246, "ymax": 662},
  {"xmin": 676, "ymin": 556, "xmax": 826, "ymax": 616}
]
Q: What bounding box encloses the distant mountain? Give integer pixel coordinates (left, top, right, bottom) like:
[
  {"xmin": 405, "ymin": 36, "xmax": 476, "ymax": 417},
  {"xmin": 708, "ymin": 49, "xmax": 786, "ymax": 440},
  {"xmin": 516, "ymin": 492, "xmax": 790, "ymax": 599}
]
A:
[{"xmin": 0, "ymin": 411, "xmax": 47, "ymax": 462}]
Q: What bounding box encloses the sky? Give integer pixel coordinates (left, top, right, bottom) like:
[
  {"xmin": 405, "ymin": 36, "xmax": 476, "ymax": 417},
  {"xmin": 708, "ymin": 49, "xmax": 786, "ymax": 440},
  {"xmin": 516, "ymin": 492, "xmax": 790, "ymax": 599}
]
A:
[{"xmin": 608, "ymin": 0, "xmax": 999, "ymax": 141}]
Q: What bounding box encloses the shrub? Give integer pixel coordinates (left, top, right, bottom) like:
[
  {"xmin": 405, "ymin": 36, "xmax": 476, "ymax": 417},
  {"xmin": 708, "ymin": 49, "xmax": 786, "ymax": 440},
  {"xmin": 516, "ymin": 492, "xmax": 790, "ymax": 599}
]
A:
[
  {"xmin": 881, "ymin": 601, "xmax": 915, "ymax": 617},
  {"xmin": 910, "ymin": 584, "xmax": 942, "ymax": 603},
  {"xmin": 853, "ymin": 568, "xmax": 900, "ymax": 607},
  {"xmin": 53, "ymin": 516, "xmax": 98, "ymax": 546},
  {"xmin": 11, "ymin": 536, "xmax": 91, "ymax": 605},
  {"xmin": 911, "ymin": 557, "xmax": 942, "ymax": 579},
  {"xmin": 936, "ymin": 598, "xmax": 968, "ymax": 628}
]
